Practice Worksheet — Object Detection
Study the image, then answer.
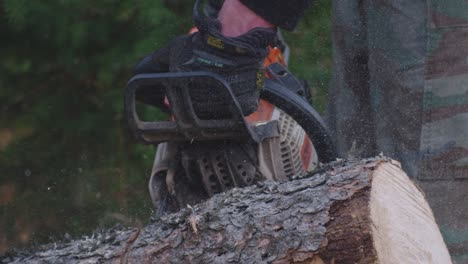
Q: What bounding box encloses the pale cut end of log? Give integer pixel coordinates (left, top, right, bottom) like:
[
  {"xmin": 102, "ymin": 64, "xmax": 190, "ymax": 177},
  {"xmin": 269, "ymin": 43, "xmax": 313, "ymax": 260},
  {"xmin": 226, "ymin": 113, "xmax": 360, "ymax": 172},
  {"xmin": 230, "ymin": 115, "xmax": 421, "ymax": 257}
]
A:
[{"xmin": 370, "ymin": 162, "xmax": 452, "ymax": 264}]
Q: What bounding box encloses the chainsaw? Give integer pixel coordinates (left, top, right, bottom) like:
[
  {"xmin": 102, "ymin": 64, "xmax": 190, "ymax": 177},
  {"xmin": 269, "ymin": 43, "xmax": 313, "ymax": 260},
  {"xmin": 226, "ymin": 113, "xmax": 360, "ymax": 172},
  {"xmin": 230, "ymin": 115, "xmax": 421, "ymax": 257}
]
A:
[{"xmin": 125, "ymin": 17, "xmax": 337, "ymax": 217}]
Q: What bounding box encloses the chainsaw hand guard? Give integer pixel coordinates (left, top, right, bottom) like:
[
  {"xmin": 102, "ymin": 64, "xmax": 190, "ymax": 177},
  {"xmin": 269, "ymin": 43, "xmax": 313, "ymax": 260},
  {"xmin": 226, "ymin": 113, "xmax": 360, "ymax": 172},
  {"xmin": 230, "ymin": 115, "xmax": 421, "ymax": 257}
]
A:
[{"xmin": 125, "ymin": 71, "xmax": 261, "ymax": 144}]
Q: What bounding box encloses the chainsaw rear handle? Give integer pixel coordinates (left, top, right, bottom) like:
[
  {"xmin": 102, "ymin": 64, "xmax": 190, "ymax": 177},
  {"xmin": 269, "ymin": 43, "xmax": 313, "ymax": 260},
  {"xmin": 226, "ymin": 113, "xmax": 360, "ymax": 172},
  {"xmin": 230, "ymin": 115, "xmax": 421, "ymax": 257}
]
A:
[{"xmin": 125, "ymin": 72, "xmax": 259, "ymax": 144}]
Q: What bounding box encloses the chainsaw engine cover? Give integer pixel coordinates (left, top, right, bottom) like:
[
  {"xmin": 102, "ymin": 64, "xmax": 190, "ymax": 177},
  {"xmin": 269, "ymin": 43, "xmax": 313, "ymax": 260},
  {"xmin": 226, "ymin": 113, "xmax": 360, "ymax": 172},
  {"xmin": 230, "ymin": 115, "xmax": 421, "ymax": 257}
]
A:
[
  {"xmin": 181, "ymin": 141, "xmax": 261, "ymax": 197},
  {"xmin": 148, "ymin": 105, "xmax": 319, "ymax": 209}
]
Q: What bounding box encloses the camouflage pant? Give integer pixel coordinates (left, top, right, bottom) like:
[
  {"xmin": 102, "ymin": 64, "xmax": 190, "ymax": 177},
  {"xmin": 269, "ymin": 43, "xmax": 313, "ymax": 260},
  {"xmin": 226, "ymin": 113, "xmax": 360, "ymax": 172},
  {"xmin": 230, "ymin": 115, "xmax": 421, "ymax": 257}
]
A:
[{"xmin": 328, "ymin": 0, "xmax": 468, "ymax": 262}]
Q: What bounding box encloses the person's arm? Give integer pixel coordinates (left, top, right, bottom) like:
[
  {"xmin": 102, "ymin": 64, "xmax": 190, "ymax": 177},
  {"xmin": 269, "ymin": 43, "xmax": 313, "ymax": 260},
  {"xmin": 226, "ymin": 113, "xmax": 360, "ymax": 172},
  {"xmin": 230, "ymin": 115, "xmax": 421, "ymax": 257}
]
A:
[
  {"xmin": 239, "ymin": 0, "xmax": 313, "ymax": 31},
  {"xmin": 218, "ymin": 0, "xmax": 274, "ymax": 37}
]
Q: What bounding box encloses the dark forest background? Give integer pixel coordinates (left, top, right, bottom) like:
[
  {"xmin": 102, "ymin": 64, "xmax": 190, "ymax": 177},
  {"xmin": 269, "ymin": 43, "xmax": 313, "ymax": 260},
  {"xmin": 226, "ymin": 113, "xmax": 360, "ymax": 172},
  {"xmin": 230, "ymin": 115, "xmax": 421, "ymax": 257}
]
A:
[{"xmin": 0, "ymin": 0, "xmax": 332, "ymax": 253}]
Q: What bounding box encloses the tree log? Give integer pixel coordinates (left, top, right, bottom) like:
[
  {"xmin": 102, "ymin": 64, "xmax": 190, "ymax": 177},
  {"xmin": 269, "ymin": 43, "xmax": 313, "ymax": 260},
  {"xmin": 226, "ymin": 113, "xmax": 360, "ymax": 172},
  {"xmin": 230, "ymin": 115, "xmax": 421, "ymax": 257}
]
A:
[{"xmin": 1, "ymin": 158, "xmax": 451, "ymax": 264}]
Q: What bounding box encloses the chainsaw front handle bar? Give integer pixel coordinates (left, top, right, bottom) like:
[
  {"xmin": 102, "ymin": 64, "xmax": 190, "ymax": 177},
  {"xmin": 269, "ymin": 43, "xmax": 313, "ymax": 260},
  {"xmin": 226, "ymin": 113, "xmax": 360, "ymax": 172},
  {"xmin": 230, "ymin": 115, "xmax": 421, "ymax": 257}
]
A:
[
  {"xmin": 261, "ymin": 79, "xmax": 338, "ymax": 163},
  {"xmin": 125, "ymin": 72, "xmax": 261, "ymax": 144},
  {"xmin": 125, "ymin": 71, "xmax": 338, "ymax": 163}
]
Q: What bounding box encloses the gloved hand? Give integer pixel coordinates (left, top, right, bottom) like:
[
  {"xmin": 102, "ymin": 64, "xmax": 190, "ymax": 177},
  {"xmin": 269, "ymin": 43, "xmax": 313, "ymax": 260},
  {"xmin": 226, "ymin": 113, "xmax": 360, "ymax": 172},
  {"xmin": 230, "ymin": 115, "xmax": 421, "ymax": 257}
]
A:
[{"xmin": 134, "ymin": 0, "xmax": 277, "ymax": 116}]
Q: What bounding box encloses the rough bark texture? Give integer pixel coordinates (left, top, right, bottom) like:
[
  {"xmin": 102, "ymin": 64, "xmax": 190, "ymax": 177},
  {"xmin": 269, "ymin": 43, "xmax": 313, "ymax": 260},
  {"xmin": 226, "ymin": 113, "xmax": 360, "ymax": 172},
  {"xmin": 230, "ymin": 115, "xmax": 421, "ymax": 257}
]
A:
[{"xmin": 0, "ymin": 158, "xmax": 447, "ymax": 264}]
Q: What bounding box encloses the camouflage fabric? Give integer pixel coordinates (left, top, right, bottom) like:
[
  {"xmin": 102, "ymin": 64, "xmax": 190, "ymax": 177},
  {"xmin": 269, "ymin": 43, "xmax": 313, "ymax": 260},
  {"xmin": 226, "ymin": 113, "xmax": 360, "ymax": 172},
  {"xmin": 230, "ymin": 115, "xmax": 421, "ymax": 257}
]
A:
[
  {"xmin": 420, "ymin": 2, "xmax": 468, "ymax": 263},
  {"xmin": 420, "ymin": 0, "xmax": 468, "ymax": 180},
  {"xmin": 328, "ymin": 0, "xmax": 468, "ymax": 262}
]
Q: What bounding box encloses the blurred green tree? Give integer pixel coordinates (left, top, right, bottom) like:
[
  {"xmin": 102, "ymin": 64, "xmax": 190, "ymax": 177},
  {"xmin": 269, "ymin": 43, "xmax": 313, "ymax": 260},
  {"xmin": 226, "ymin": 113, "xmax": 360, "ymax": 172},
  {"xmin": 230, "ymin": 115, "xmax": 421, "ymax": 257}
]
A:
[
  {"xmin": 0, "ymin": 0, "xmax": 191, "ymax": 251},
  {"xmin": 0, "ymin": 0, "xmax": 331, "ymax": 253}
]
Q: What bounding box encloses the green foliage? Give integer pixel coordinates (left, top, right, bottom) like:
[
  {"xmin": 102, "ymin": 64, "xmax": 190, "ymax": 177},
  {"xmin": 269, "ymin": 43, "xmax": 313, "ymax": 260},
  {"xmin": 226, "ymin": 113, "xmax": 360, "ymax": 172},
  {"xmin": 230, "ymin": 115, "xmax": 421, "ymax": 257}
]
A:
[
  {"xmin": 283, "ymin": 0, "xmax": 332, "ymax": 112},
  {"xmin": 0, "ymin": 0, "xmax": 332, "ymax": 252},
  {"xmin": 0, "ymin": 0, "xmax": 190, "ymax": 250}
]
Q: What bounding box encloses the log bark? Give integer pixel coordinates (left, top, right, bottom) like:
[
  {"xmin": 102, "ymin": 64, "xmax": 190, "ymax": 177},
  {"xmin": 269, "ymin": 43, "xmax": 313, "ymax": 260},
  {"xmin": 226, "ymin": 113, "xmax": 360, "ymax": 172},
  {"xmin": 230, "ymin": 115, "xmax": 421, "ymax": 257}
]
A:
[{"xmin": 1, "ymin": 158, "xmax": 451, "ymax": 264}]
